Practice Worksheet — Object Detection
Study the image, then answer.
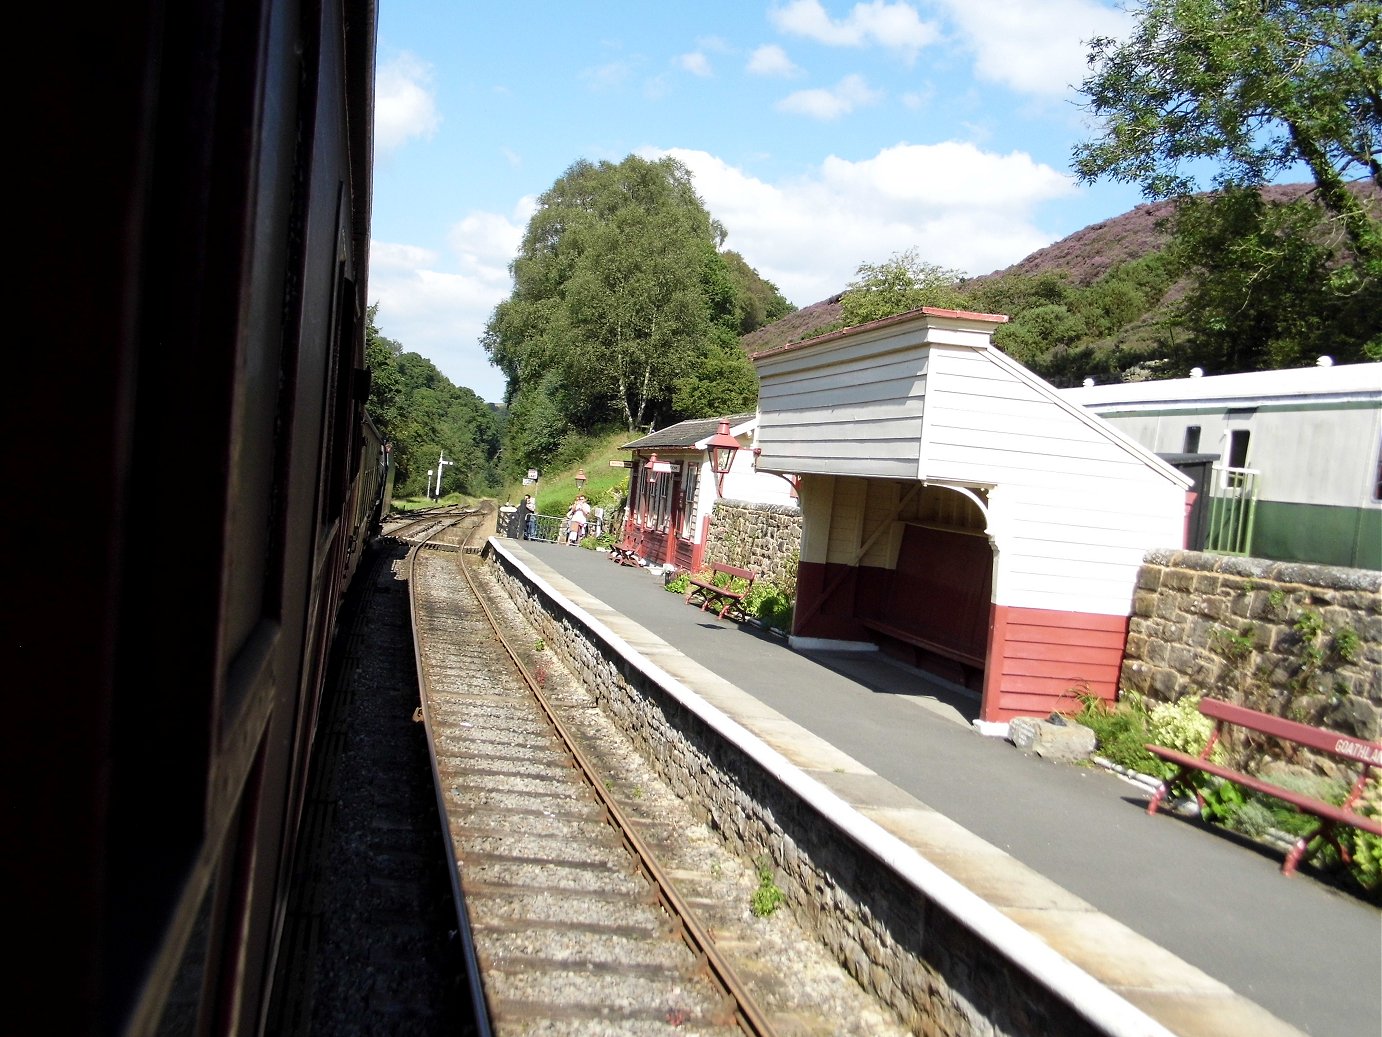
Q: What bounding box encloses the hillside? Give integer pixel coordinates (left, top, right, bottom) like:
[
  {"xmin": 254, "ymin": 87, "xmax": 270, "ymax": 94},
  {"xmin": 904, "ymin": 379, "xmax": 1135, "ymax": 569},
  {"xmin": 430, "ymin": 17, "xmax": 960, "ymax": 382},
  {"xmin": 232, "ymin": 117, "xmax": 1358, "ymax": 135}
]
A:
[{"xmin": 740, "ymin": 183, "xmax": 1374, "ymax": 358}]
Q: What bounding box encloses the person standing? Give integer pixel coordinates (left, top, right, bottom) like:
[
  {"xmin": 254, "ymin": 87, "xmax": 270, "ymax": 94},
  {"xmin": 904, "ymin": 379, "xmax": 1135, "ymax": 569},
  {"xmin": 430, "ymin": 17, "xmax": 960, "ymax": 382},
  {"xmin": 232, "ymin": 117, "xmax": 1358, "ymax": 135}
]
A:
[
  {"xmin": 522, "ymin": 494, "xmax": 537, "ymax": 539},
  {"xmin": 566, "ymin": 495, "xmax": 589, "ymax": 545}
]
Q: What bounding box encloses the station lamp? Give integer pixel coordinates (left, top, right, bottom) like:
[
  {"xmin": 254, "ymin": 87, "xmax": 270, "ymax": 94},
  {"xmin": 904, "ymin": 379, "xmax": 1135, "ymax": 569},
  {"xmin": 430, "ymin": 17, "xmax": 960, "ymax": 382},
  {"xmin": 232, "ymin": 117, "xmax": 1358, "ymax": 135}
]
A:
[
  {"xmin": 705, "ymin": 420, "xmax": 741, "ymax": 496},
  {"xmin": 575, "ymin": 468, "xmax": 586, "ymax": 492}
]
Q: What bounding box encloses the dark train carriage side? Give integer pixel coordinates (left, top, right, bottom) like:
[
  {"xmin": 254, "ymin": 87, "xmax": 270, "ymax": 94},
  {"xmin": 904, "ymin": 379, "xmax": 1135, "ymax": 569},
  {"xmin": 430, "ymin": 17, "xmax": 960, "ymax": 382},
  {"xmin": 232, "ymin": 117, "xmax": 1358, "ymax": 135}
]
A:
[{"xmin": 14, "ymin": 2, "xmax": 379, "ymax": 1035}]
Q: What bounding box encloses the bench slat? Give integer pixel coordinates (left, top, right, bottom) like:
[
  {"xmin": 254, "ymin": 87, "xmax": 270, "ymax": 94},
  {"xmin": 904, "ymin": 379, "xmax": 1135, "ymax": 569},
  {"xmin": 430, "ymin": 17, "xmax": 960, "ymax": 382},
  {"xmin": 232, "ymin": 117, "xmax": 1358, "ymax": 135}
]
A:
[
  {"xmin": 1145, "ymin": 745, "xmax": 1382, "ymax": 835},
  {"xmin": 684, "ymin": 563, "xmax": 756, "ymax": 620},
  {"xmin": 1198, "ymin": 699, "xmax": 1382, "ymax": 765},
  {"xmin": 859, "ymin": 618, "xmax": 986, "ymax": 668}
]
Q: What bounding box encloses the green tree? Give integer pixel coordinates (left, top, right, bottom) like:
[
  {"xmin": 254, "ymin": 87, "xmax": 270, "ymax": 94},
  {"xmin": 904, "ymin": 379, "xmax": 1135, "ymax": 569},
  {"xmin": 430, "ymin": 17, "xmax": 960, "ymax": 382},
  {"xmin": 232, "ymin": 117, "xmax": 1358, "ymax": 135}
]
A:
[
  {"xmin": 840, "ymin": 249, "xmax": 966, "ymax": 326},
  {"xmin": 720, "ymin": 250, "xmax": 795, "ymax": 334},
  {"xmin": 672, "ymin": 340, "xmax": 759, "ymax": 417},
  {"xmin": 485, "ymin": 155, "xmax": 724, "ymax": 443},
  {"xmin": 365, "ymin": 307, "xmax": 502, "ymax": 496},
  {"xmin": 1072, "ymin": 0, "xmax": 1381, "ymax": 266},
  {"xmin": 1170, "ymin": 187, "xmax": 1382, "ymax": 370}
]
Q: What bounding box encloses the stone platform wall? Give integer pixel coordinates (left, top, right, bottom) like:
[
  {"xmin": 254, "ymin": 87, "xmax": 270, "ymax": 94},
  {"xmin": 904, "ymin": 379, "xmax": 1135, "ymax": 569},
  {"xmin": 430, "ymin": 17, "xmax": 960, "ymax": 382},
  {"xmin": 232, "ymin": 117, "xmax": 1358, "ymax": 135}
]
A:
[{"xmin": 487, "ymin": 545, "xmax": 1108, "ymax": 1037}]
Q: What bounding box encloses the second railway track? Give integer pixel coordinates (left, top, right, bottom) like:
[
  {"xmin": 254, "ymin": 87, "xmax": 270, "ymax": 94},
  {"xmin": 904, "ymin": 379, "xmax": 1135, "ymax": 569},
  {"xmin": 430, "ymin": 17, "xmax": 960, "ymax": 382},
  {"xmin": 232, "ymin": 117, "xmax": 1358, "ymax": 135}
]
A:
[{"xmin": 408, "ymin": 515, "xmax": 912, "ymax": 1037}]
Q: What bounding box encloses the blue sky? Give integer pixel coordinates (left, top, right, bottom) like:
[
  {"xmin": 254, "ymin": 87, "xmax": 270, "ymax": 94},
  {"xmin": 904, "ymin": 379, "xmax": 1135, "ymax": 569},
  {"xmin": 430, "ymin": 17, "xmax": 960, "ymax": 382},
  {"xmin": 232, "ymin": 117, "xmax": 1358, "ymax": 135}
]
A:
[{"xmin": 369, "ymin": 0, "xmax": 1156, "ymax": 405}]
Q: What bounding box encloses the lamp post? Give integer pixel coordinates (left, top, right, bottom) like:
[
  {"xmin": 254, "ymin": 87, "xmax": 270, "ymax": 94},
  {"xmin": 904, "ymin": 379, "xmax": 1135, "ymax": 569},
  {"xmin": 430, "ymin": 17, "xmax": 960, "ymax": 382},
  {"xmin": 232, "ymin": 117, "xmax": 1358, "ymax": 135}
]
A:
[
  {"xmin": 704, "ymin": 420, "xmax": 741, "ymax": 496},
  {"xmin": 575, "ymin": 468, "xmax": 586, "ymax": 492}
]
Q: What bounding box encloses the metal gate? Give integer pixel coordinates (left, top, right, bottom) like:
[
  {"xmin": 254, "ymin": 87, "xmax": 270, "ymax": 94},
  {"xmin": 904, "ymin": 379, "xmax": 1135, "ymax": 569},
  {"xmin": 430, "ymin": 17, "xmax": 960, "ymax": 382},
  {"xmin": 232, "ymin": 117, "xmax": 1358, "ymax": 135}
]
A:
[{"xmin": 1205, "ymin": 465, "xmax": 1260, "ymax": 555}]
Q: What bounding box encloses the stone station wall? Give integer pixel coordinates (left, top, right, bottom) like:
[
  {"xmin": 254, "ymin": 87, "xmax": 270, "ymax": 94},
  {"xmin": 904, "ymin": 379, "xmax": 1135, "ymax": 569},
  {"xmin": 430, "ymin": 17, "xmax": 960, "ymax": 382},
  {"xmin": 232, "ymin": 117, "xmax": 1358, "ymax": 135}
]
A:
[
  {"xmin": 701, "ymin": 500, "xmax": 802, "ymax": 596},
  {"xmin": 1120, "ymin": 550, "xmax": 1381, "ymax": 752}
]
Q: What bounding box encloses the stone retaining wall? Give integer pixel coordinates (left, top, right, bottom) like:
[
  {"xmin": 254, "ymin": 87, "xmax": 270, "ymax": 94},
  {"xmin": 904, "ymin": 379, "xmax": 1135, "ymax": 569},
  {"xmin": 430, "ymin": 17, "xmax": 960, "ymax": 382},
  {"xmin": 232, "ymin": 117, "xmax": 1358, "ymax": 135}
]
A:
[
  {"xmin": 1120, "ymin": 550, "xmax": 1381, "ymax": 747},
  {"xmin": 487, "ymin": 545, "xmax": 1106, "ymax": 1037},
  {"xmin": 702, "ymin": 500, "xmax": 802, "ymax": 596}
]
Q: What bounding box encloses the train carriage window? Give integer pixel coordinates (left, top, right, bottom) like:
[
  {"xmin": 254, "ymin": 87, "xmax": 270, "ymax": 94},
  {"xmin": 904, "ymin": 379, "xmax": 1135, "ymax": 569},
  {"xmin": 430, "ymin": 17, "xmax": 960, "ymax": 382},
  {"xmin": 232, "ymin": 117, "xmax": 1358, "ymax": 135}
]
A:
[
  {"xmin": 1374, "ymin": 433, "xmax": 1381, "ymax": 501},
  {"xmin": 1227, "ymin": 429, "xmax": 1251, "ymax": 469},
  {"xmin": 1183, "ymin": 425, "xmax": 1201, "ymax": 453}
]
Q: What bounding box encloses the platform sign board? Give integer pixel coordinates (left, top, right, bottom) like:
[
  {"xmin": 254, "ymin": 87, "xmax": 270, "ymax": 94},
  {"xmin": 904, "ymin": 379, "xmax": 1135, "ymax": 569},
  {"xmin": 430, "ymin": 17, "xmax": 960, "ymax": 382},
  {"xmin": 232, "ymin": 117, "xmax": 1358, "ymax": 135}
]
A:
[{"xmin": 609, "ymin": 460, "xmax": 633, "ymax": 468}]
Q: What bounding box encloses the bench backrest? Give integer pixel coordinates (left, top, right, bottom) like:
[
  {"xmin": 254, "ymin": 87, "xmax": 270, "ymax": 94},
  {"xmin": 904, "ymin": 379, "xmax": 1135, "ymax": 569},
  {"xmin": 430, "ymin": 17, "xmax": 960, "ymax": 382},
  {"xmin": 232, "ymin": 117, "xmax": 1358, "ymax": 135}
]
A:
[
  {"xmin": 1199, "ymin": 698, "xmax": 1382, "ymax": 767},
  {"xmin": 712, "ymin": 563, "xmax": 755, "ymax": 582}
]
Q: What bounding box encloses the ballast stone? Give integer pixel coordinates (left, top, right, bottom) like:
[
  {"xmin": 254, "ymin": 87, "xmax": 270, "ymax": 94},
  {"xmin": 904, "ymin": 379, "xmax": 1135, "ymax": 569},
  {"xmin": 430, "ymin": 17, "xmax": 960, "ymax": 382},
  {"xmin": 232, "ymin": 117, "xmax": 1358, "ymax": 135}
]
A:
[{"xmin": 1009, "ymin": 715, "xmax": 1097, "ymax": 762}]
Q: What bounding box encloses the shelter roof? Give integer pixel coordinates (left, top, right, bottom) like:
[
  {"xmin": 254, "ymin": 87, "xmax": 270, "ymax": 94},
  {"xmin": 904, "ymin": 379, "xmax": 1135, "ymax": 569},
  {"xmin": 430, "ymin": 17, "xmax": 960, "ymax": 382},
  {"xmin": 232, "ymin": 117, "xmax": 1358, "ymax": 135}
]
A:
[{"xmin": 621, "ymin": 413, "xmax": 755, "ymax": 452}]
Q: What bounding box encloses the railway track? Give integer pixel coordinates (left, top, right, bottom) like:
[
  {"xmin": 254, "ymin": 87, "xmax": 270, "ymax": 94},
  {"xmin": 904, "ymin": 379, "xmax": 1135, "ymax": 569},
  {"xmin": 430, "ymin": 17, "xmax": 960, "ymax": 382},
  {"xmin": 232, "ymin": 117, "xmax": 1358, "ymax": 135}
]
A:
[
  {"xmin": 408, "ymin": 512, "xmax": 913, "ymax": 1037},
  {"xmin": 410, "ymin": 515, "xmax": 770, "ymax": 1035}
]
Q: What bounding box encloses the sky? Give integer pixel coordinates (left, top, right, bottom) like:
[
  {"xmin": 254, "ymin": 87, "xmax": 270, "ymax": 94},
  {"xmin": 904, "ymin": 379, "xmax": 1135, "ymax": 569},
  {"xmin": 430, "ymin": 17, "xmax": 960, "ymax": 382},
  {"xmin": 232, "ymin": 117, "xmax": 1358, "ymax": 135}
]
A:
[{"xmin": 368, "ymin": 0, "xmax": 1157, "ymax": 405}]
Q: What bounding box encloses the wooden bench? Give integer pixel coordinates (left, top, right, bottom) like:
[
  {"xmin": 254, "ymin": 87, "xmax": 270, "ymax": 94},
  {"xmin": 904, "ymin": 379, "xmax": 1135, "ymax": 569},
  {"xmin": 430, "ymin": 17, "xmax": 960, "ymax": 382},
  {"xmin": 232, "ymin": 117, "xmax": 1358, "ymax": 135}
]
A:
[
  {"xmin": 858, "ymin": 618, "xmax": 987, "ymax": 669},
  {"xmin": 684, "ymin": 563, "xmax": 756, "ymax": 620},
  {"xmin": 608, "ymin": 545, "xmax": 641, "ymax": 567},
  {"xmin": 1145, "ymin": 697, "xmax": 1382, "ymax": 875}
]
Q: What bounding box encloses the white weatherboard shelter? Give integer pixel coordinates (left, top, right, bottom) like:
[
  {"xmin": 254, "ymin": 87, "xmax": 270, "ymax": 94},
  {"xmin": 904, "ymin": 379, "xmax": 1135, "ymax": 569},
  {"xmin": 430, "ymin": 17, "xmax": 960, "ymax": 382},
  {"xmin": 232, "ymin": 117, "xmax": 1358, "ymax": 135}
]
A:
[{"xmin": 750, "ymin": 307, "xmax": 1192, "ymax": 726}]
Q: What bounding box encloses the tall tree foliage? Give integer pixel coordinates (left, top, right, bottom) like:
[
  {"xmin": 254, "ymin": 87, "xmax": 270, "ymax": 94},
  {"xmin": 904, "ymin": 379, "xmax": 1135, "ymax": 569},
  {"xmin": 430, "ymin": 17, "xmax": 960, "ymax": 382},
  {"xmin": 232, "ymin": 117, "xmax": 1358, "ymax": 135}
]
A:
[
  {"xmin": 1073, "ymin": 0, "xmax": 1381, "ymax": 264},
  {"xmin": 1169, "ymin": 187, "xmax": 1381, "ymax": 369},
  {"xmin": 840, "ymin": 249, "xmax": 967, "ymax": 326},
  {"xmin": 364, "ymin": 305, "xmax": 502, "ymax": 497},
  {"xmin": 486, "ymin": 156, "xmax": 718, "ymax": 439},
  {"xmin": 1072, "ymin": 0, "xmax": 1381, "ymax": 368}
]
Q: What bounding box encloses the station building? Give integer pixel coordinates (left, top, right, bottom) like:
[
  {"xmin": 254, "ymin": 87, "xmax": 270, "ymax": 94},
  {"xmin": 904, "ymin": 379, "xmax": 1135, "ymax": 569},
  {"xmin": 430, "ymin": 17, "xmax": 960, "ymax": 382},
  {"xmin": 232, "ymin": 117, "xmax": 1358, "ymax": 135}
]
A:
[{"xmin": 749, "ymin": 307, "xmax": 1192, "ymax": 726}]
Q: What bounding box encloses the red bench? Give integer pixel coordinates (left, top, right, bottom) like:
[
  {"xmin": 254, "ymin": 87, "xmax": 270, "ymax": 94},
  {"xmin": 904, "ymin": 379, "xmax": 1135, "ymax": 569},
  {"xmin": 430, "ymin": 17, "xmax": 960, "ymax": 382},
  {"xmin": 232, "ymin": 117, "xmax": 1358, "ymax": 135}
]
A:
[
  {"xmin": 1145, "ymin": 697, "xmax": 1382, "ymax": 875},
  {"xmin": 684, "ymin": 563, "xmax": 756, "ymax": 620}
]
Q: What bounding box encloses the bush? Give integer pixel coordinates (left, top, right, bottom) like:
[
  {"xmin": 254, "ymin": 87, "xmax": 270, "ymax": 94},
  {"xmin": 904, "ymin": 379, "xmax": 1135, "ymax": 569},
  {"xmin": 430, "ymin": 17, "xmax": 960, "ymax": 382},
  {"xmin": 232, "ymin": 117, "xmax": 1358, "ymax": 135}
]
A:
[
  {"xmin": 1069, "ymin": 692, "xmax": 1166, "ymax": 776},
  {"xmin": 742, "ymin": 581, "xmax": 793, "ymax": 631},
  {"xmin": 1344, "ymin": 777, "xmax": 1382, "ymax": 899},
  {"xmin": 1147, "ymin": 695, "xmax": 1222, "ymax": 763},
  {"xmin": 664, "ymin": 571, "xmax": 691, "ymax": 594}
]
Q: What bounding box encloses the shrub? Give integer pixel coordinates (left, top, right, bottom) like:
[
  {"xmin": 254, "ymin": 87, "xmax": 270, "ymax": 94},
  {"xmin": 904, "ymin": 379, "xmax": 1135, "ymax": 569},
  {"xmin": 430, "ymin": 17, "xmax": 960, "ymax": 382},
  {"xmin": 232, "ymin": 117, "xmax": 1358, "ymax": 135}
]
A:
[
  {"xmin": 1146, "ymin": 696, "xmax": 1222, "ymax": 762},
  {"xmin": 742, "ymin": 581, "xmax": 793, "ymax": 631},
  {"xmin": 1344, "ymin": 777, "xmax": 1382, "ymax": 899},
  {"xmin": 749, "ymin": 856, "xmax": 785, "ymax": 917},
  {"xmin": 1069, "ymin": 692, "xmax": 1166, "ymax": 776},
  {"xmin": 664, "ymin": 571, "xmax": 691, "ymax": 594}
]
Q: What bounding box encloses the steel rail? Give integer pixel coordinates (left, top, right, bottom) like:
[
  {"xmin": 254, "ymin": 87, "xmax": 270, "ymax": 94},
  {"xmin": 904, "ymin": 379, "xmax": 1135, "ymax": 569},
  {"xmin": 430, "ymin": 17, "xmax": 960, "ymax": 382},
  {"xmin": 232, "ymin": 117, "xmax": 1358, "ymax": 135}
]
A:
[{"xmin": 416, "ymin": 519, "xmax": 777, "ymax": 1037}]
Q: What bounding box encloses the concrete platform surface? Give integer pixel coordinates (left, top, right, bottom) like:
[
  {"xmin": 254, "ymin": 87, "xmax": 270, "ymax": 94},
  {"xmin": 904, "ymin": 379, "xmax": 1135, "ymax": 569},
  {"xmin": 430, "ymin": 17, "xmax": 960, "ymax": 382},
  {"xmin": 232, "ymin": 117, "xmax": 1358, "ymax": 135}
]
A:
[{"xmin": 495, "ymin": 538, "xmax": 1380, "ymax": 1037}]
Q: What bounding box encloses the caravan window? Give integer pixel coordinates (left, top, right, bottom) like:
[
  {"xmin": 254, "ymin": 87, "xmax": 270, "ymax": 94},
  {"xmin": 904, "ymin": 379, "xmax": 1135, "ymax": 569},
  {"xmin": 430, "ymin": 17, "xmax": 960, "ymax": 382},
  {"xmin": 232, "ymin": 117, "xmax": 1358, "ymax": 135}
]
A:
[{"xmin": 1227, "ymin": 429, "xmax": 1251, "ymax": 469}]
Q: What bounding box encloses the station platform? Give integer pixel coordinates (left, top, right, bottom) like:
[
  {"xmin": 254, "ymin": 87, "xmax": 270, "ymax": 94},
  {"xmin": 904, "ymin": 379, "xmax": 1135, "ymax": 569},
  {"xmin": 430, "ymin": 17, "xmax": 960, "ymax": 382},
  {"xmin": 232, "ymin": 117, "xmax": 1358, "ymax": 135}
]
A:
[{"xmin": 492, "ymin": 537, "xmax": 1379, "ymax": 1037}]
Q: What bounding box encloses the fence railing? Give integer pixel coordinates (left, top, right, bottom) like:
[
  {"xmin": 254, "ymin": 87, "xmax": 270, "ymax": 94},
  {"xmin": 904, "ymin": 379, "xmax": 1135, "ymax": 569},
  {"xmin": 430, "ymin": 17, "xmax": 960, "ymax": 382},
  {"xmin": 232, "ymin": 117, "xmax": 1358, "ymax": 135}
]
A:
[{"xmin": 1205, "ymin": 465, "xmax": 1260, "ymax": 556}]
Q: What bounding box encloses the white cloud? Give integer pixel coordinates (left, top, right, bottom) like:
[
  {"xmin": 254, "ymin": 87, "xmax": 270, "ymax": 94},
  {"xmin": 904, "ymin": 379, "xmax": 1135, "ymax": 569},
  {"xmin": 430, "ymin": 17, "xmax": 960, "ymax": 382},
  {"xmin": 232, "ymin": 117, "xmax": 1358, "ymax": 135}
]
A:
[
  {"xmin": 679, "ymin": 51, "xmax": 713, "ymax": 77},
  {"xmin": 770, "ymin": 0, "xmax": 940, "ymax": 62},
  {"xmin": 776, "ymin": 73, "xmax": 882, "ymax": 119},
  {"xmin": 582, "ymin": 60, "xmax": 635, "ymax": 90},
  {"xmin": 367, "ymin": 205, "xmax": 530, "ymax": 403},
  {"xmin": 746, "ymin": 44, "xmax": 802, "ymax": 77},
  {"xmin": 934, "ymin": 0, "xmax": 1133, "ymax": 97},
  {"xmin": 649, "ymin": 144, "xmax": 1077, "ymax": 306},
  {"xmin": 374, "ymin": 54, "xmax": 441, "ymax": 155}
]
